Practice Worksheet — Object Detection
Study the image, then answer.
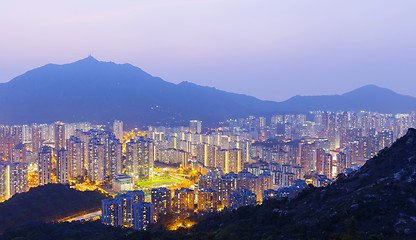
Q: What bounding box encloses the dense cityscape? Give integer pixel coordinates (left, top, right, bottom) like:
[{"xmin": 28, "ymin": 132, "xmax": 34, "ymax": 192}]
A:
[{"xmin": 0, "ymin": 110, "xmax": 414, "ymax": 231}]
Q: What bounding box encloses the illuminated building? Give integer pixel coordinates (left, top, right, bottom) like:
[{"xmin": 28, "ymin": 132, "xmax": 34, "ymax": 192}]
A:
[
  {"xmin": 133, "ymin": 202, "xmax": 154, "ymax": 230},
  {"xmin": 315, "ymin": 148, "xmax": 325, "ymax": 175},
  {"xmin": 228, "ymin": 148, "xmax": 242, "ymax": 173},
  {"xmin": 336, "ymin": 152, "xmax": 347, "ymax": 175},
  {"xmin": 31, "ymin": 124, "xmax": 41, "ymax": 154},
  {"xmin": 323, "ymin": 153, "xmax": 333, "ymax": 179},
  {"xmin": 102, "ymin": 198, "xmax": 121, "ymax": 227},
  {"xmin": 38, "ymin": 146, "xmax": 52, "ymax": 185},
  {"xmin": 9, "ymin": 162, "xmax": 28, "ymax": 196},
  {"xmin": 198, "ymin": 174, "xmax": 218, "ymax": 190},
  {"xmin": 102, "ymin": 190, "xmax": 146, "ymax": 228},
  {"xmin": 189, "ymin": 120, "xmax": 202, "ymax": 134},
  {"xmin": 115, "ymin": 194, "xmax": 134, "ymax": 227},
  {"xmin": 67, "ymin": 136, "xmax": 84, "ymax": 178},
  {"xmin": 0, "ymin": 162, "xmax": 10, "ymax": 200},
  {"xmin": 151, "ymin": 187, "xmax": 171, "ymax": 221},
  {"xmin": 0, "ymin": 126, "xmax": 12, "ymax": 161},
  {"xmin": 127, "ymin": 190, "xmax": 145, "ymax": 203},
  {"xmin": 54, "ymin": 121, "xmax": 65, "ymax": 150},
  {"xmin": 104, "ymin": 135, "xmax": 122, "ymax": 180},
  {"xmin": 11, "ymin": 143, "xmax": 26, "ymax": 163},
  {"xmin": 57, "ymin": 149, "xmax": 69, "ymax": 184},
  {"xmin": 237, "ymin": 170, "xmax": 260, "ymax": 201},
  {"xmin": 173, "ymin": 188, "xmax": 195, "ymax": 220},
  {"xmin": 378, "ymin": 130, "xmax": 393, "ymax": 149},
  {"xmin": 113, "ymin": 120, "xmax": 123, "ymax": 141},
  {"xmin": 299, "ymin": 142, "xmax": 313, "ymax": 173},
  {"xmin": 125, "ymin": 137, "xmax": 154, "ymax": 180},
  {"xmin": 159, "ymin": 148, "xmax": 189, "ymax": 167},
  {"xmin": 197, "ymin": 188, "xmax": 219, "ymax": 214},
  {"xmin": 87, "ymin": 137, "xmax": 105, "ymax": 183},
  {"xmin": 216, "ymin": 149, "xmax": 228, "ymax": 172},
  {"xmin": 257, "ymin": 173, "xmax": 273, "ymax": 201},
  {"xmin": 112, "ymin": 174, "xmax": 134, "ymax": 192},
  {"xmin": 218, "ymin": 172, "xmax": 238, "ymax": 206},
  {"xmin": 0, "ymin": 161, "xmax": 28, "ymax": 200},
  {"xmin": 263, "ymin": 189, "xmax": 278, "ymax": 201},
  {"xmin": 228, "ymin": 188, "xmax": 256, "ymax": 210}
]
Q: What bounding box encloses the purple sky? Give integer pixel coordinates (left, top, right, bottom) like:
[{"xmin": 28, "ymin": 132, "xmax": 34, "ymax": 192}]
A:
[{"xmin": 1, "ymin": 0, "xmax": 416, "ymax": 101}]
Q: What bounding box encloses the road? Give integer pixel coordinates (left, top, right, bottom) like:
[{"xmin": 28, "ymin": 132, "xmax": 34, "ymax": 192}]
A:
[{"xmin": 65, "ymin": 210, "xmax": 101, "ymax": 222}]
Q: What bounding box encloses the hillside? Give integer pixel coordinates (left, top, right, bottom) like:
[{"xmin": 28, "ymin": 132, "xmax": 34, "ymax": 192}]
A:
[
  {"xmin": 0, "ymin": 57, "xmax": 415, "ymax": 127},
  {"xmin": 0, "ymin": 184, "xmax": 108, "ymax": 233},
  {"xmin": 3, "ymin": 129, "xmax": 416, "ymax": 239}
]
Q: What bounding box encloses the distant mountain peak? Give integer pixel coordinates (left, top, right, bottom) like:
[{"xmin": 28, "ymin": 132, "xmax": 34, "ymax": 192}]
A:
[
  {"xmin": 342, "ymin": 84, "xmax": 396, "ymax": 97},
  {"xmin": 74, "ymin": 55, "xmax": 100, "ymax": 64}
]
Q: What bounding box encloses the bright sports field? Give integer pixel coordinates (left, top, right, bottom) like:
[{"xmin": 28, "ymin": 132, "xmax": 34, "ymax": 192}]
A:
[{"xmin": 136, "ymin": 177, "xmax": 181, "ymax": 187}]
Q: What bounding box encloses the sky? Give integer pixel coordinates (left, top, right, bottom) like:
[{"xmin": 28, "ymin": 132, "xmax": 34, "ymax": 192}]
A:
[{"xmin": 1, "ymin": 0, "xmax": 415, "ymax": 101}]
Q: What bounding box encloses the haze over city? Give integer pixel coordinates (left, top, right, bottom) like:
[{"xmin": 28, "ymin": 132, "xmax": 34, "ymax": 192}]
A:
[{"xmin": 1, "ymin": 0, "xmax": 416, "ymax": 101}]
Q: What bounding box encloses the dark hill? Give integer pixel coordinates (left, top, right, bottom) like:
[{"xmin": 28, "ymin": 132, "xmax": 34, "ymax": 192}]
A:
[{"xmin": 0, "ymin": 184, "xmax": 108, "ymax": 233}]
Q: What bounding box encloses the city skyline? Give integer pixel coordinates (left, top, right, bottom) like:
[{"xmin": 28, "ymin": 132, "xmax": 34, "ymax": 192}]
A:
[{"xmin": 1, "ymin": 0, "xmax": 416, "ymax": 101}]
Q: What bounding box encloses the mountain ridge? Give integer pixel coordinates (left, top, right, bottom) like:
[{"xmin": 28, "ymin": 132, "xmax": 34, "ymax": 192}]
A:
[{"xmin": 0, "ymin": 57, "xmax": 415, "ymax": 127}]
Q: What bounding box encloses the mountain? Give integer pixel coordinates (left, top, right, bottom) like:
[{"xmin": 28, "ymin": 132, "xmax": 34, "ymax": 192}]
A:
[
  {"xmin": 3, "ymin": 129, "xmax": 416, "ymax": 239},
  {"xmin": 0, "ymin": 57, "xmax": 415, "ymax": 127},
  {"xmin": 0, "ymin": 56, "xmax": 279, "ymax": 127},
  {"xmin": 279, "ymin": 84, "xmax": 416, "ymax": 113}
]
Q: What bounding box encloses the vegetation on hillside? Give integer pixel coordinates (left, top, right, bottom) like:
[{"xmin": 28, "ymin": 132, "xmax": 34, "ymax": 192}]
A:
[{"xmin": 0, "ymin": 184, "xmax": 108, "ymax": 233}]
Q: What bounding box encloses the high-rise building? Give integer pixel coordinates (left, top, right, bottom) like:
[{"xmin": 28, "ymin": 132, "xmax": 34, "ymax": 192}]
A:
[
  {"xmin": 105, "ymin": 135, "xmax": 122, "ymax": 180},
  {"xmin": 228, "ymin": 148, "xmax": 242, "ymax": 173},
  {"xmin": 113, "ymin": 120, "xmax": 123, "ymax": 141},
  {"xmin": 197, "ymin": 188, "xmax": 219, "ymax": 214},
  {"xmin": 189, "ymin": 120, "xmax": 202, "ymax": 134},
  {"xmin": 218, "ymin": 172, "xmax": 238, "ymax": 207},
  {"xmin": 125, "ymin": 137, "xmax": 154, "ymax": 180},
  {"xmin": 173, "ymin": 188, "xmax": 195, "ymax": 220},
  {"xmin": 31, "ymin": 124, "xmax": 42, "ymax": 154},
  {"xmin": 115, "ymin": 194, "xmax": 134, "ymax": 227},
  {"xmin": 54, "ymin": 122, "xmax": 66, "ymax": 150},
  {"xmin": 67, "ymin": 136, "xmax": 84, "ymax": 178},
  {"xmin": 87, "ymin": 138, "xmax": 105, "ymax": 183},
  {"xmin": 315, "ymin": 148, "xmax": 325, "ymax": 175},
  {"xmin": 133, "ymin": 202, "xmax": 154, "ymax": 230},
  {"xmin": 0, "ymin": 161, "xmax": 28, "ymax": 201},
  {"xmin": 228, "ymin": 188, "xmax": 257, "ymax": 210},
  {"xmin": 127, "ymin": 190, "xmax": 145, "ymax": 203},
  {"xmin": 57, "ymin": 149, "xmax": 69, "ymax": 184},
  {"xmin": 0, "ymin": 162, "xmax": 10, "ymax": 200},
  {"xmin": 102, "ymin": 198, "xmax": 121, "ymax": 227},
  {"xmin": 151, "ymin": 187, "xmax": 171, "ymax": 221},
  {"xmin": 38, "ymin": 146, "xmax": 52, "ymax": 185},
  {"xmin": 9, "ymin": 162, "xmax": 28, "ymax": 196},
  {"xmin": 11, "ymin": 143, "xmax": 26, "ymax": 163},
  {"xmin": 102, "ymin": 190, "xmax": 147, "ymax": 228},
  {"xmin": 323, "ymin": 153, "xmax": 333, "ymax": 179},
  {"xmin": 336, "ymin": 152, "xmax": 347, "ymax": 175}
]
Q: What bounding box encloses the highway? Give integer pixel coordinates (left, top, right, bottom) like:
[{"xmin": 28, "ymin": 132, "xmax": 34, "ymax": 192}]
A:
[{"xmin": 65, "ymin": 210, "xmax": 101, "ymax": 222}]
